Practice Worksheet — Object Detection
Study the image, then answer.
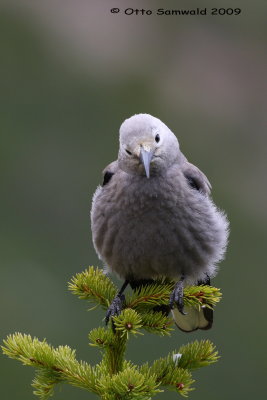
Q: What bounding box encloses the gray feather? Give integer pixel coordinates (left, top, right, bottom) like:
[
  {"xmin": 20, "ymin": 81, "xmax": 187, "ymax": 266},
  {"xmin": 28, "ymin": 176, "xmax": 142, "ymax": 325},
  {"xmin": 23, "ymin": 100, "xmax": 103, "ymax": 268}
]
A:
[{"xmin": 91, "ymin": 113, "xmax": 229, "ymax": 331}]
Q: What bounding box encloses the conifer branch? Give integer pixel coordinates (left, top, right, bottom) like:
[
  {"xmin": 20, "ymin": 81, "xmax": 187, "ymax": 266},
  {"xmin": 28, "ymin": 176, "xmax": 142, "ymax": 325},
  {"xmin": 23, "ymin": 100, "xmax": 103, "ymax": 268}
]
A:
[
  {"xmin": 2, "ymin": 266, "xmax": 222, "ymax": 399},
  {"xmin": 140, "ymin": 311, "xmax": 174, "ymax": 335},
  {"xmin": 2, "ymin": 333, "xmax": 98, "ymax": 398},
  {"xmin": 69, "ymin": 268, "xmax": 222, "ymax": 313},
  {"xmin": 183, "ymin": 286, "xmax": 222, "ymax": 309},
  {"xmin": 68, "ymin": 266, "xmax": 117, "ymax": 308},
  {"xmin": 177, "ymin": 340, "xmax": 219, "ymax": 370},
  {"xmin": 113, "ymin": 309, "xmax": 144, "ymax": 337},
  {"xmin": 140, "ymin": 358, "xmax": 194, "ymax": 397},
  {"xmin": 125, "ymin": 281, "xmax": 174, "ymax": 310},
  {"xmin": 96, "ymin": 365, "xmax": 162, "ymax": 400}
]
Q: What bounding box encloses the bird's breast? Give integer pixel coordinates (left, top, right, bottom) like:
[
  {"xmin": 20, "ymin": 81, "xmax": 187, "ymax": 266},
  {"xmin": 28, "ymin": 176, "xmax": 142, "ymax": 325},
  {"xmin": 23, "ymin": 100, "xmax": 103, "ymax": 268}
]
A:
[{"xmin": 91, "ymin": 171, "xmax": 227, "ymax": 282}]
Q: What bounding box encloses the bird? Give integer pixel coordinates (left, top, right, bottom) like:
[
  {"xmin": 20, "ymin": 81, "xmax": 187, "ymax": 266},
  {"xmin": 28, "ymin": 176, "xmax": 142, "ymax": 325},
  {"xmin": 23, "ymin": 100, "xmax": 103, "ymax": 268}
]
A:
[{"xmin": 91, "ymin": 113, "xmax": 229, "ymax": 332}]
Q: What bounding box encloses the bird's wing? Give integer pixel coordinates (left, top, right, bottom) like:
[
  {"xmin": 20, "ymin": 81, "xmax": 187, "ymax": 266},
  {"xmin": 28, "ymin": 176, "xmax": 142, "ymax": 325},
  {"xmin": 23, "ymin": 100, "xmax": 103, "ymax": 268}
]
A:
[
  {"xmin": 171, "ymin": 305, "xmax": 213, "ymax": 332},
  {"xmin": 182, "ymin": 161, "xmax": 212, "ymax": 195},
  {"xmin": 102, "ymin": 161, "xmax": 118, "ymax": 186}
]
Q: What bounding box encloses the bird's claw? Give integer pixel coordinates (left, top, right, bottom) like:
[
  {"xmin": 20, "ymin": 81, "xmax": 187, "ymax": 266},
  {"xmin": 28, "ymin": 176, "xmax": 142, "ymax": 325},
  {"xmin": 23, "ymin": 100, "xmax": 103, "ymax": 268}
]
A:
[
  {"xmin": 169, "ymin": 279, "xmax": 187, "ymax": 315},
  {"xmin": 105, "ymin": 294, "xmax": 125, "ymax": 326}
]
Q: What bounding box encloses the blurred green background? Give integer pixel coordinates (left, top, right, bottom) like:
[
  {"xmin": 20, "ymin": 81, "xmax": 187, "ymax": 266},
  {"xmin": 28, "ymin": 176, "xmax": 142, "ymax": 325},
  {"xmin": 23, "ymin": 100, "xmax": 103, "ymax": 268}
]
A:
[{"xmin": 1, "ymin": 0, "xmax": 266, "ymax": 399}]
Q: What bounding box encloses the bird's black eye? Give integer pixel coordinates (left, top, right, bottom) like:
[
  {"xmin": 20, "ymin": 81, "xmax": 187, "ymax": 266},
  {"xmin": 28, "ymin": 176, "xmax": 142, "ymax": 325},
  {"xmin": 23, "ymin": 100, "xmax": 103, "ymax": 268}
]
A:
[
  {"xmin": 125, "ymin": 149, "xmax": 132, "ymax": 155},
  {"xmin": 155, "ymin": 134, "xmax": 160, "ymax": 143}
]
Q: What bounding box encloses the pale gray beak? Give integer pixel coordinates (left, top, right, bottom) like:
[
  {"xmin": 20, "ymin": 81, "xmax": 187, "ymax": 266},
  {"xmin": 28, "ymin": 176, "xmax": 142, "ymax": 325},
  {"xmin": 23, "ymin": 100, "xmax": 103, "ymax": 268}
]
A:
[{"xmin": 140, "ymin": 147, "xmax": 154, "ymax": 178}]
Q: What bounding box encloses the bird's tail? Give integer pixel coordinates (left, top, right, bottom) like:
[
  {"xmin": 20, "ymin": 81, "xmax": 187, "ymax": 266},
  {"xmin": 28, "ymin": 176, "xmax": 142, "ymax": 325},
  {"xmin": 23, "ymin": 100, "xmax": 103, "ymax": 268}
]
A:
[{"xmin": 171, "ymin": 306, "xmax": 213, "ymax": 332}]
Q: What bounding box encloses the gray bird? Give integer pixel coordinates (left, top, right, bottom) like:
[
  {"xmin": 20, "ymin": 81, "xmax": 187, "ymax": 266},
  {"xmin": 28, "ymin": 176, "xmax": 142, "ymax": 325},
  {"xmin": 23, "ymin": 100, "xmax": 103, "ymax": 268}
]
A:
[{"xmin": 91, "ymin": 114, "xmax": 229, "ymax": 332}]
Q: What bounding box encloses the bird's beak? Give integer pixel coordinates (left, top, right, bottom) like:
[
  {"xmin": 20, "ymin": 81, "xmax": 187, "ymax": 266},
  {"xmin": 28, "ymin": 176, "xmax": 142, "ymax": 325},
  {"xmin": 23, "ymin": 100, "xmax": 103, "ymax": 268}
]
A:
[{"xmin": 140, "ymin": 147, "xmax": 154, "ymax": 178}]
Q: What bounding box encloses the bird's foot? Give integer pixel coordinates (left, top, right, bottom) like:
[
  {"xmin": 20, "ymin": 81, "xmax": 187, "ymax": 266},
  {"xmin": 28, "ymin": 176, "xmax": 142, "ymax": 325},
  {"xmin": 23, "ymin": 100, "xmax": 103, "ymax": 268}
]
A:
[
  {"xmin": 169, "ymin": 277, "xmax": 187, "ymax": 315},
  {"xmin": 105, "ymin": 293, "xmax": 125, "ymax": 326}
]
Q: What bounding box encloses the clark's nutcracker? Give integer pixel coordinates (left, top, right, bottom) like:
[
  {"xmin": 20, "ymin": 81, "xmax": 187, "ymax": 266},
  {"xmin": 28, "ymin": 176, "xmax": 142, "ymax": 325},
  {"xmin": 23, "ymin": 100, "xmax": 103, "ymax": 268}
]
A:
[{"xmin": 91, "ymin": 114, "xmax": 229, "ymax": 332}]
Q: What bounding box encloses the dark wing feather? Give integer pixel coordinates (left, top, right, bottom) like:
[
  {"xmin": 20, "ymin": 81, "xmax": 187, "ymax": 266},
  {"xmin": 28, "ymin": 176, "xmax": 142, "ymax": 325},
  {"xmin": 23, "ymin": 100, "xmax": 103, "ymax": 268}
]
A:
[
  {"xmin": 103, "ymin": 171, "xmax": 114, "ymax": 186},
  {"xmin": 182, "ymin": 161, "xmax": 212, "ymax": 195},
  {"xmin": 102, "ymin": 161, "xmax": 118, "ymax": 186}
]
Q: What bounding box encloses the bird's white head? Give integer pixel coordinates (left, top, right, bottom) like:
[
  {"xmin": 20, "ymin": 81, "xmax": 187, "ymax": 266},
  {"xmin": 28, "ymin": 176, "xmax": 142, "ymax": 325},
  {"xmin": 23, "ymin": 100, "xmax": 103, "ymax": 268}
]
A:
[{"xmin": 118, "ymin": 113, "xmax": 181, "ymax": 178}]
